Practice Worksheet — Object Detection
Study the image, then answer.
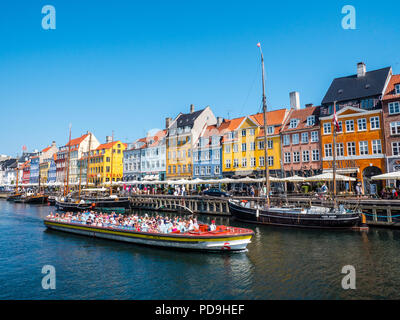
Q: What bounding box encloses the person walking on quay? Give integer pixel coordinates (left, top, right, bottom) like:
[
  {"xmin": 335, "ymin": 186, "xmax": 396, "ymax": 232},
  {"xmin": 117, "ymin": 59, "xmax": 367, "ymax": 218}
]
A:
[
  {"xmin": 356, "ymin": 182, "xmax": 363, "ymax": 198},
  {"xmin": 250, "ymin": 186, "xmax": 255, "ymax": 197}
]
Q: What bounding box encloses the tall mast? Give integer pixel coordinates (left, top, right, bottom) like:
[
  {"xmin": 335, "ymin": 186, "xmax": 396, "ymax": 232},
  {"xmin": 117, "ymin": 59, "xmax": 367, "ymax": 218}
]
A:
[
  {"xmin": 332, "ymin": 101, "xmax": 337, "ymax": 206},
  {"xmin": 64, "ymin": 124, "xmax": 72, "ymax": 196},
  {"xmin": 258, "ymin": 43, "xmax": 270, "ymax": 204},
  {"xmin": 109, "ymin": 131, "xmax": 114, "ymax": 196},
  {"xmin": 15, "ymin": 159, "xmax": 19, "ymax": 194},
  {"xmin": 86, "ymin": 132, "xmax": 92, "ymax": 187}
]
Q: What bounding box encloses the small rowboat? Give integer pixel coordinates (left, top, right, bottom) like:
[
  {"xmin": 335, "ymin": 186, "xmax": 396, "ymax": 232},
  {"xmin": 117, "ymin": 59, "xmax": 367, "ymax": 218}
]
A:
[{"xmin": 44, "ymin": 219, "xmax": 254, "ymax": 252}]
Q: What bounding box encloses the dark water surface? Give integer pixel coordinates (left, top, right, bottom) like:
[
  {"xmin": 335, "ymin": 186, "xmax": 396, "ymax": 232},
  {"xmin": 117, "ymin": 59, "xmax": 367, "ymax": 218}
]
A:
[{"xmin": 1, "ymin": 200, "xmax": 399, "ymax": 299}]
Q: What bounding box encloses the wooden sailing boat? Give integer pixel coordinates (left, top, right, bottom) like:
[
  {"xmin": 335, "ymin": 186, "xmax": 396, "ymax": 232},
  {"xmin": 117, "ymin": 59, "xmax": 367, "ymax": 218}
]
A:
[{"xmin": 228, "ymin": 43, "xmax": 361, "ymax": 229}]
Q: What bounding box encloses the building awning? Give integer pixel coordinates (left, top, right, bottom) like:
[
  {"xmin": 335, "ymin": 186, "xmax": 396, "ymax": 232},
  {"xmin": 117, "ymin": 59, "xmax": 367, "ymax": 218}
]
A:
[{"xmin": 323, "ymin": 168, "xmax": 359, "ymax": 174}]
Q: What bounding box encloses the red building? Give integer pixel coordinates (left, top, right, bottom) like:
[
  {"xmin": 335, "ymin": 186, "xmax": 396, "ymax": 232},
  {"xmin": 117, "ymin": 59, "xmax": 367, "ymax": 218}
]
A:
[
  {"xmin": 22, "ymin": 160, "xmax": 30, "ymax": 185},
  {"xmin": 280, "ymin": 104, "xmax": 322, "ymax": 177}
]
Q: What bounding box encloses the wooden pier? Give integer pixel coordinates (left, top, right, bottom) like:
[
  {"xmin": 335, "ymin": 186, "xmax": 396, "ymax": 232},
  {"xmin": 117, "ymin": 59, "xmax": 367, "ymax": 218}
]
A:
[{"xmin": 130, "ymin": 194, "xmax": 400, "ymax": 228}]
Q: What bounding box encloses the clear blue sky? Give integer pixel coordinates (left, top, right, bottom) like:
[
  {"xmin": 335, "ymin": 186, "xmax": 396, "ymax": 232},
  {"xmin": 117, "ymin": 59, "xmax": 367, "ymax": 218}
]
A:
[{"xmin": 1, "ymin": 0, "xmax": 399, "ymax": 156}]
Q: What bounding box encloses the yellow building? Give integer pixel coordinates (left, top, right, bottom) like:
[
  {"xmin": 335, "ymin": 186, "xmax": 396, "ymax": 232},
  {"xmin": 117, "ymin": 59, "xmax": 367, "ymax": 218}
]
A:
[
  {"xmin": 39, "ymin": 161, "xmax": 49, "ymax": 185},
  {"xmin": 87, "ymin": 140, "xmax": 127, "ymax": 185},
  {"xmin": 222, "ymin": 109, "xmax": 288, "ymax": 177}
]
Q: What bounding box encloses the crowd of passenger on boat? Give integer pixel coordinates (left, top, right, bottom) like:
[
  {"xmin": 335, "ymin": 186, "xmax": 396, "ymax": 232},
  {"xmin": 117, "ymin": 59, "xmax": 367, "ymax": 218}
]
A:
[{"xmin": 46, "ymin": 211, "xmax": 218, "ymax": 234}]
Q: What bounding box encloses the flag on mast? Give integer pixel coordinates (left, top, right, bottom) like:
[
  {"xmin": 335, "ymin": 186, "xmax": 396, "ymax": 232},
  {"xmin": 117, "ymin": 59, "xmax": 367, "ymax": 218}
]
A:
[{"xmin": 333, "ymin": 105, "xmax": 340, "ymax": 131}]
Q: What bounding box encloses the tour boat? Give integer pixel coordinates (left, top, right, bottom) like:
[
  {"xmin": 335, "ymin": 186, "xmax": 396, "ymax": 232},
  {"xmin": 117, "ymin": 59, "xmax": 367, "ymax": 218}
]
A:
[
  {"xmin": 43, "ymin": 219, "xmax": 254, "ymax": 251},
  {"xmin": 228, "ymin": 199, "xmax": 361, "ymax": 229},
  {"xmin": 23, "ymin": 194, "xmax": 49, "ymax": 204}
]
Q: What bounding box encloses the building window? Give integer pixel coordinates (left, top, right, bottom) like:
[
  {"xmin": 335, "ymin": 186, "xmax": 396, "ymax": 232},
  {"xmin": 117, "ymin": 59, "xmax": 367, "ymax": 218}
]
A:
[
  {"xmin": 336, "ymin": 143, "xmax": 344, "ymax": 157},
  {"xmin": 242, "ymin": 129, "xmax": 246, "ymax": 137},
  {"xmin": 345, "ymin": 120, "xmax": 354, "ymax": 132},
  {"xmin": 283, "ymin": 135, "xmax": 290, "ymax": 146},
  {"xmin": 242, "ymin": 158, "xmax": 247, "ymax": 167},
  {"xmin": 242, "ymin": 143, "xmax": 247, "ymax": 152},
  {"xmin": 206, "ymin": 166, "xmax": 211, "ymax": 175},
  {"xmin": 292, "ymin": 134, "xmax": 299, "ymax": 145},
  {"xmin": 311, "ymin": 131, "xmax": 319, "ymax": 142},
  {"xmin": 284, "ymin": 152, "xmax": 291, "ymax": 164},
  {"xmin": 372, "ymin": 140, "xmax": 382, "ymax": 154},
  {"xmin": 302, "ymin": 150, "xmax": 310, "ymax": 162},
  {"xmin": 267, "ymin": 126, "xmax": 274, "ymax": 134},
  {"xmin": 336, "ymin": 121, "xmax": 343, "ymax": 133},
  {"xmin": 267, "ymin": 139, "xmax": 273, "ymax": 149},
  {"xmin": 250, "ymin": 157, "xmax": 256, "ymax": 167},
  {"xmin": 195, "ymin": 166, "xmax": 199, "ymax": 175},
  {"xmin": 215, "ymin": 165, "xmax": 220, "ymax": 174},
  {"xmin": 301, "ymin": 132, "xmax": 308, "ymax": 143},
  {"xmin": 389, "ymin": 102, "xmax": 400, "ymax": 115},
  {"xmin": 259, "ymin": 156, "xmax": 265, "ymax": 167},
  {"xmin": 359, "ymin": 141, "xmax": 369, "ymax": 155},
  {"xmin": 370, "ymin": 116, "xmax": 380, "ymax": 129},
  {"xmin": 201, "ymin": 167, "xmax": 205, "ymax": 175},
  {"xmin": 323, "ymin": 123, "xmax": 331, "ymax": 134},
  {"xmin": 306, "ymin": 116, "xmax": 315, "ymax": 126},
  {"xmin": 324, "ymin": 144, "xmax": 332, "ymax": 157},
  {"xmin": 392, "ymin": 142, "xmax": 400, "ymax": 156},
  {"xmin": 293, "ymin": 152, "xmax": 300, "ymax": 163},
  {"xmin": 182, "ymin": 165, "xmax": 186, "ymax": 173},
  {"xmin": 289, "ymin": 119, "xmax": 299, "ymax": 128},
  {"xmin": 390, "ymin": 122, "xmax": 400, "ymax": 135},
  {"xmin": 312, "ymin": 149, "xmax": 319, "ymax": 161},
  {"xmin": 225, "ymin": 145, "xmax": 231, "ymax": 153},
  {"xmin": 268, "ymin": 156, "xmax": 274, "ymax": 167},
  {"xmin": 396, "ymin": 84, "xmax": 400, "ymax": 95},
  {"xmin": 258, "ymin": 141, "xmax": 265, "ymax": 149},
  {"xmin": 347, "ymin": 142, "xmax": 356, "ymax": 156},
  {"xmin": 361, "ymin": 99, "xmax": 374, "ymax": 109},
  {"xmin": 226, "ymin": 159, "xmax": 231, "ymax": 168},
  {"xmin": 357, "ymin": 118, "xmax": 367, "ymax": 131},
  {"xmin": 250, "ymin": 142, "xmax": 255, "ymax": 151},
  {"xmin": 233, "ymin": 144, "xmax": 238, "ymax": 152},
  {"xmin": 249, "ymin": 128, "xmax": 255, "ymax": 136},
  {"xmin": 233, "ymin": 159, "xmax": 239, "ymax": 168}
]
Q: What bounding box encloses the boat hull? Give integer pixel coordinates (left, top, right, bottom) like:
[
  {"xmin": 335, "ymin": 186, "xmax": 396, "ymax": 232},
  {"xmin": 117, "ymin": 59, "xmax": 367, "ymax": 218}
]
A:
[
  {"xmin": 23, "ymin": 195, "xmax": 49, "ymax": 204},
  {"xmin": 228, "ymin": 201, "xmax": 360, "ymax": 229},
  {"xmin": 55, "ymin": 198, "xmax": 131, "ymax": 211},
  {"xmin": 44, "ymin": 220, "xmax": 253, "ymax": 251},
  {"xmin": 55, "ymin": 201, "xmax": 92, "ymax": 211}
]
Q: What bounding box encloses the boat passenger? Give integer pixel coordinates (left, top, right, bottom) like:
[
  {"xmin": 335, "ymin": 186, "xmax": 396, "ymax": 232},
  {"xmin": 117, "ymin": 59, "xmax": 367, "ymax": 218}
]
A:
[{"xmin": 209, "ymin": 220, "xmax": 217, "ymax": 232}]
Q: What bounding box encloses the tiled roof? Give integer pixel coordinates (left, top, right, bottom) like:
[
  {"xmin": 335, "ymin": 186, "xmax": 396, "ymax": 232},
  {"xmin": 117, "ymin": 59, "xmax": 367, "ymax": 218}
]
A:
[
  {"xmin": 42, "ymin": 146, "xmax": 52, "ymax": 153},
  {"xmin": 251, "ymin": 109, "xmax": 288, "ymax": 136},
  {"xmin": 174, "ymin": 109, "xmax": 205, "ymax": 128},
  {"xmin": 281, "ymin": 106, "xmax": 320, "ymax": 132},
  {"xmin": 322, "ymin": 67, "xmax": 392, "ymax": 104},
  {"xmin": 96, "ymin": 141, "xmax": 127, "ymax": 150},
  {"xmin": 147, "ymin": 130, "xmax": 167, "ymax": 148},
  {"xmin": 66, "ymin": 133, "xmax": 89, "ymax": 147},
  {"xmin": 383, "ymin": 74, "xmax": 400, "ymax": 101}
]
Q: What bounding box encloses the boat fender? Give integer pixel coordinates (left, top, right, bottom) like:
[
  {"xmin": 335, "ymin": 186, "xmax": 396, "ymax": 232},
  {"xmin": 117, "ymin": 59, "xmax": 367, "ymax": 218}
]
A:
[
  {"xmin": 91, "ymin": 203, "xmax": 96, "ymax": 208},
  {"xmin": 256, "ymin": 209, "xmax": 259, "ymax": 218}
]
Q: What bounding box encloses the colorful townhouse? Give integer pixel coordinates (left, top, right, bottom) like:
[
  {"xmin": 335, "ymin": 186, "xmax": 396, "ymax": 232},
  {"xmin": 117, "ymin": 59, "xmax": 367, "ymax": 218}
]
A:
[
  {"xmin": 87, "ymin": 139, "xmax": 127, "ymax": 185},
  {"xmin": 280, "ymin": 99, "xmax": 322, "ymax": 177},
  {"xmin": 193, "ymin": 117, "xmax": 225, "ymax": 179},
  {"xmin": 319, "ymin": 62, "xmax": 391, "ymax": 193},
  {"xmin": 47, "ymin": 154, "xmax": 57, "ymax": 184},
  {"xmin": 22, "ymin": 160, "xmax": 31, "ymax": 185},
  {"xmin": 56, "ymin": 132, "xmax": 99, "ymax": 185},
  {"xmin": 39, "ymin": 161, "xmax": 49, "ymax": 185},
  {"xmin": 222, "ymin": 109, "xmax": 288, "ymax": 178},
  {"xmin": 140, "ymin": 130, "xmax": 167, "ymax": 181},
  {"xmin": 166, "ymin": 105, "xmax": 217, "ymax": 180},
  {"xmin": 123, "ymin": 137, "xmax": 147, "ymax": 182},
  {"xmin": 382, "ymin": 74, "xmax": 400, "ymax": 178},
  {"xmin": 29, "ymin": 156, "xmax": 40, "ymax": 185}
]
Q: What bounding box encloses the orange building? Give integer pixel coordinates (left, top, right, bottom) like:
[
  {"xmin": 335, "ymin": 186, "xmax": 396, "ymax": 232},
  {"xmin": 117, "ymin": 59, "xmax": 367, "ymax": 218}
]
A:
[{"xmin": 320, "ymin": 106, "xmax": 385, "ymax": 193}]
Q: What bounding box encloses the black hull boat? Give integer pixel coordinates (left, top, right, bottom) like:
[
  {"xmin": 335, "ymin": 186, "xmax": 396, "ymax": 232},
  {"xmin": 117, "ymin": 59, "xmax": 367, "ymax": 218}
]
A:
[
  {"xmin": 6, "ymin": 194, "xmax": 22, "ymax": 202},
  {"xmin": 228, "ymin": 200, "xmax": 361, "ymax": 229},
  {"xmin": 48, "ymin": 196, "xmax": 56, "ymax": 205},
  {"xmin": 23, "ymin": 195, "xmax": 49, "ymax": 204},
  {"xmin": 55, "ymin": 197, "xmax": 131, "ymax": 212}
]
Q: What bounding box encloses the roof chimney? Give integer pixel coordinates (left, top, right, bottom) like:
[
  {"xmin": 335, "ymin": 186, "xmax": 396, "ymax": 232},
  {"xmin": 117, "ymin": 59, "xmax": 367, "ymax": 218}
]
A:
[
  {"xmin": 190, "ymin": 104, "xmax": 195, "ymax": 113},
  {"xmin": 357, "ymin": 62, "xmax": 366, "ymax": 77},
  {"xmin": 305, "ymin": 103, "xmax": 313, "ymax": 108},
  {"xmin": 289, "ymin": 91, "xmax": 300, "ymax": 110},
  {"xmin": 217, "ymin": 117, "xmax": 223, "ymax": 127},
  {"xmin": 165, "ymin": 117, "xmax": 172, "ymax": 129},
  {"xmin": 51, "ymin": 141, "xmax": 56, "ymax": 147},
  {"xmin": 106, "ymin": 136, "xmax": 112, "ymax": 143}
]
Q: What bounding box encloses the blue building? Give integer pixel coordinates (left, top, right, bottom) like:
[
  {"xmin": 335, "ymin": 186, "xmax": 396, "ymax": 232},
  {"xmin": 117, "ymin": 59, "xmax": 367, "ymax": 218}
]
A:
[
  {"xmin": 29, "ymin": 156, "xmax": 40, "ymax": 185},
  {"xmin": 193, "ymin": 122, "xmax": 224, "ymax": 180},
  {"xmin": 47, "ymin": 157, "xmax": 57, "ymax": 183}
]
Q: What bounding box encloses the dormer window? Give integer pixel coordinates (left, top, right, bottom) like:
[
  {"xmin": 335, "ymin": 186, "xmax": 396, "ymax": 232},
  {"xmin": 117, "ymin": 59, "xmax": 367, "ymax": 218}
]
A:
[
  {"xmin": 395, "ymin": 84, "xmax": 400, "ymax": 95},
  {"xmin": 289, "ymin": 119, "xmax": 299, "ymax": 129},
  {"xmin": 177, "ymin": 127, "xmax": 183, "ymax": 134},
  {"xmin": 306, "ymin": 116, "xmax": 315, "ymax": 126},
  {"xmin": 267, "ymin": 126, "xmax": 274, "ymax": 134}
]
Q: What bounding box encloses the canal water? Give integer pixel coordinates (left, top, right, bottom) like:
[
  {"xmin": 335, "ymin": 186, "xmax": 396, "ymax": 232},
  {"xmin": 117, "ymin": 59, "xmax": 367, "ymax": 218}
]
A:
[{"xmin": 1, "ymin": 200, "xmax": 400, "ymax": 300}]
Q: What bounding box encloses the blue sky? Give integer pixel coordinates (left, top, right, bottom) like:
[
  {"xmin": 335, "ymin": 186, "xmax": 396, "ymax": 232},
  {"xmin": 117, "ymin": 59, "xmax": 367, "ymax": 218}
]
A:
[{"xmin": 0, "ymin": 0, "xmax": 399, "ymax": 156}]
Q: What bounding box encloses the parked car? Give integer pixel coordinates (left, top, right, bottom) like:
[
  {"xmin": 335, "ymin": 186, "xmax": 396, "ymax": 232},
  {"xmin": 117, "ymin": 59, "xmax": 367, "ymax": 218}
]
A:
[{"xmin": 203, "ymin": 188, "xmax": 231, "ymax": 197}]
